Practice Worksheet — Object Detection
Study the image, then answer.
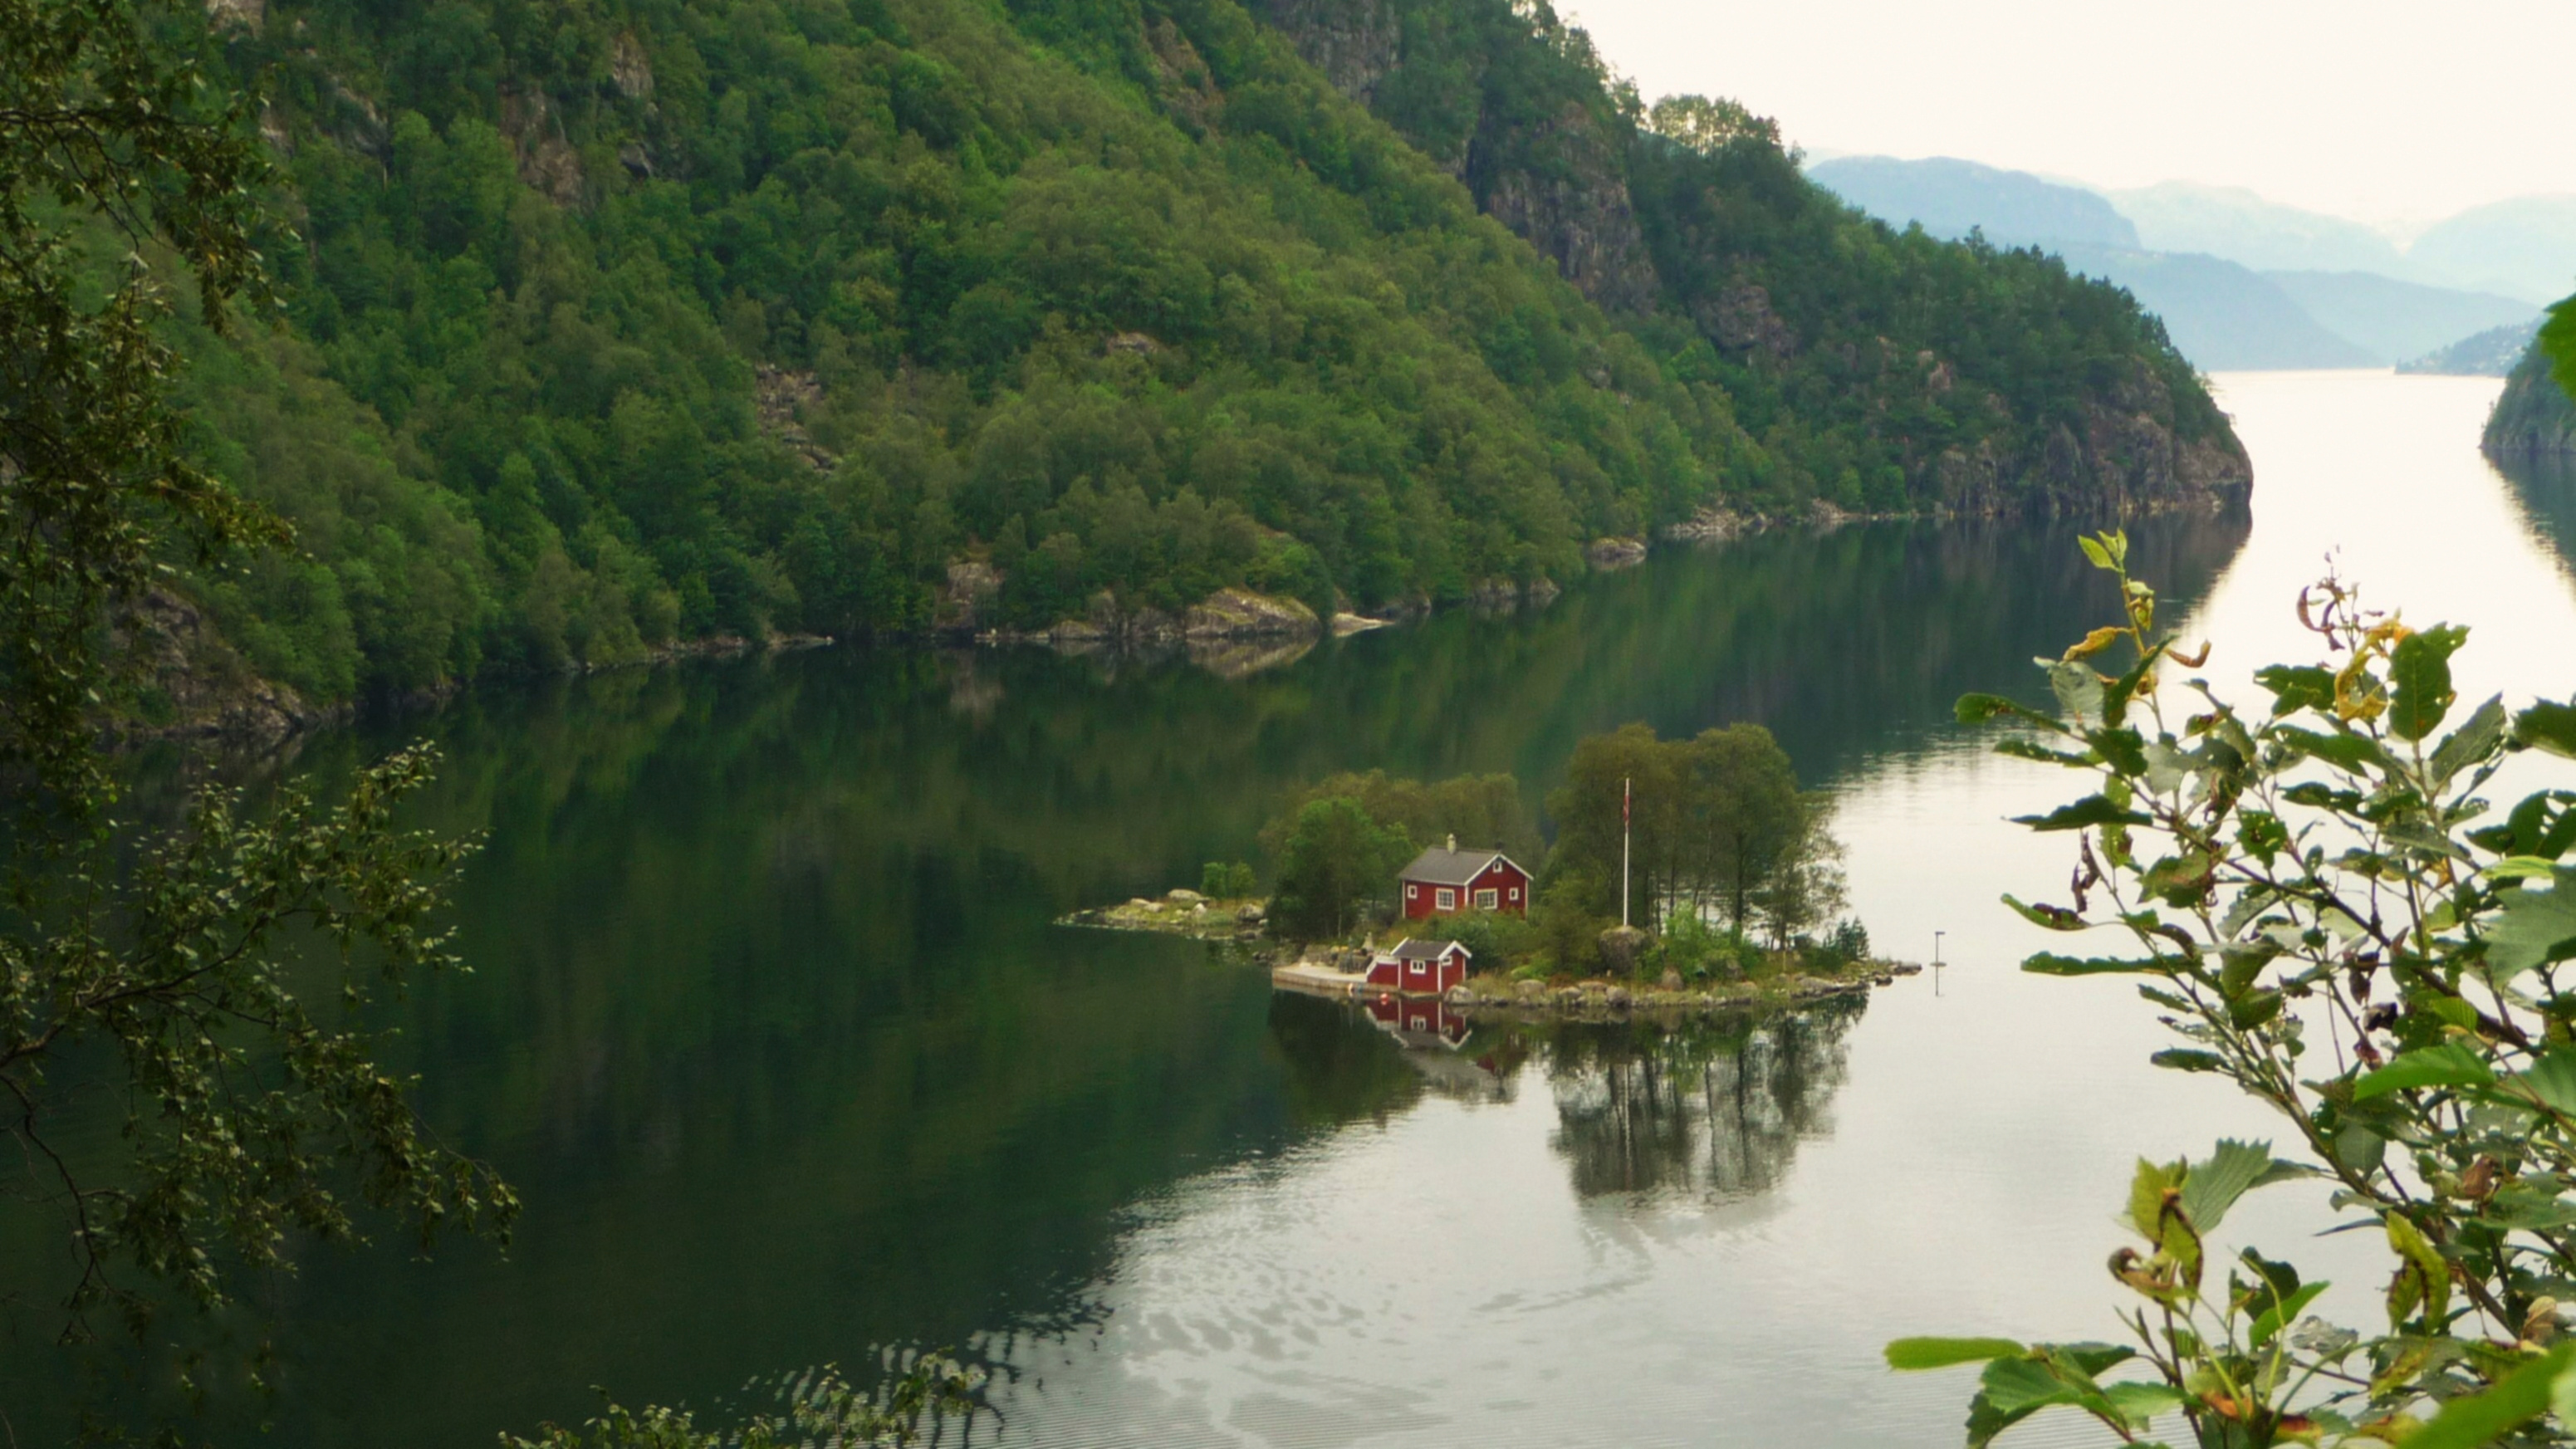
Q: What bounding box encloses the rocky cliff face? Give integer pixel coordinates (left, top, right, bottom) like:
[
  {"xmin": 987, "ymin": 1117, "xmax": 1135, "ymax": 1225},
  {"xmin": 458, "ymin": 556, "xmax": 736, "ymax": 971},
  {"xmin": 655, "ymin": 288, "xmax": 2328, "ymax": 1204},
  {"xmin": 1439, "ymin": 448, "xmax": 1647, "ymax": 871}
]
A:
[
  {"xmin": 2485, "ymin": 339, "xmax": 2576, "ymax": 457},
  {"xmin": 1256, "ymin": 0, "xmax": 1401, "ymax": 103},
  {"xmin": 1259, "ymin": 0, "xmax": 1658, "ymax": 314},
  {"xmin": 1931, "ymin": 360, "xmax": 2253, "ymax": 518},
  {"xmin": 1468, "ymin": 102, "xmax": 1660, "ymax": 315}
]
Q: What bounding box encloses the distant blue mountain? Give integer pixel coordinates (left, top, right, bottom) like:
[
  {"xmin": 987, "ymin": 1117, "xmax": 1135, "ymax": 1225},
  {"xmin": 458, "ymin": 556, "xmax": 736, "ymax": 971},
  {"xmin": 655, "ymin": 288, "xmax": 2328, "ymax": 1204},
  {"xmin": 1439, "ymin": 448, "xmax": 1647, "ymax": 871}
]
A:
[
  {"xmin": 2108, "ymin": 182, "xmax": 2410, "ymax": 276},
  {"xmin": 2053, "ymin": 247, "xmax": 2376, "ymax": 371},
  {"xmin": 2261, "ymin": 271, "xmax": 2534, "ymax": 363},
  {"xmin": 1808, "ymin": 155, "xmax": 2543, "ymax": 372},
  {"xmin": 2408, "ymin": 196, "xmax": 2576, "ymax": 305},
  {"xmin": 1807, "ymin": 155, "xmax": 2139, "ymax": 250}
]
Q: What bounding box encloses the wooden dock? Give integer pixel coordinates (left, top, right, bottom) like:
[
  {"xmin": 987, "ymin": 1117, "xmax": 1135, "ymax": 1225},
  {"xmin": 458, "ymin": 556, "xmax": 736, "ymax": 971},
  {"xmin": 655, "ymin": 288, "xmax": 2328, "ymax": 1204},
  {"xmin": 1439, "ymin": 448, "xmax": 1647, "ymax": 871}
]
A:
[{"xmin": 1271, "ymin": 960, "xmax": 1370, "ymax": 999}]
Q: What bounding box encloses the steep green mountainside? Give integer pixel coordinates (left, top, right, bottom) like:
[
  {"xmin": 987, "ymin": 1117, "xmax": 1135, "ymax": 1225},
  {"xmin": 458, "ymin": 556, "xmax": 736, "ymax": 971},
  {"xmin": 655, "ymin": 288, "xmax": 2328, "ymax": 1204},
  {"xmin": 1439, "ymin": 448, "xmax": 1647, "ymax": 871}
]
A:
[
  {"xmin": 2486, "ymin": 334, "xmax": 2576, "ymax": 457},
  {"xmin": 1251, "ymin": 0, "xmax": 2244, "ymax": 516},
  {"xmin": 174, "ymin": 0, "xmax": 2245, "ymax": 706}
]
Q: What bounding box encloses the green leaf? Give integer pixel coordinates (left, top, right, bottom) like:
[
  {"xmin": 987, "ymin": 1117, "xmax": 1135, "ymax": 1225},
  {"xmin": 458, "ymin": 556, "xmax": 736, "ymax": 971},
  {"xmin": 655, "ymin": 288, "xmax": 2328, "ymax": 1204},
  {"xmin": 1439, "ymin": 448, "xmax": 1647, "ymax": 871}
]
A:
[
  {"xmin": 2023, "ymin": 952, "xmax": 2171, "ymax": 977},
  {"xmin": 2255, "ymin": 663, "xmax": 2336, "ymax": 717},
  {"xmin": 2102, "ymin": 642, "xmax": 2168, "ymax": 723},
  {"xmin": 2389, "ymin": 624, "xmax": 2467, "ymax": 742},
  {"xmin": 2490, "ymin": 870, "xmax": 2576, "ymax": 978},
  {"xmin": 1992, "ymin": 737, "xmax": 2093, "ymax": 767},
  {"xmin": 2078, "ymin": 534, "xmax": 2114, "ymax": 570},
  {"xmin": 2001, "ymin": 894, "xmax": 2088, "ymax": 932},
  {"xmin": 2087, "ymin": 725, "xmax": 2150, "ymax": 777},
  {"xmin": 2012, "ymin": 795, "xmax": 2152, "ymax": 832},
  {"xmin": 2128, "ymin": 1158, "xmax": 2191, "ymax": 1252},
  {"xmin": 1958, "ymin": 693, "xmax": 2067, "ymax": 732},
  {"xmin": 2507, "ymin": 1047, "xmax": 2576, "ymax": 1118},
  {"xmin": 2249, "ymin": 1281, "xmax": 2329, "ymax": 1349},
  {"xmin": 2334, "ymin": 1125, "xmax": 2387, "ymax": 1174},
  {"xmin": 1885, "ymin": 1337, "xmax": 2026, "ymax": 1370},
  {"xmin": 2386, "ymin": 1211, "xmax": 2451, "ymax": 1330},
  {"xmin": 2277, "ymin": 726, "xmax": 2381, "ymax": 771},
  {"xmin": 2181, "ymin": 1140, "xmax": 2304, "ymax": 1232},
  {"xmin": 2400, "ymin": 1341, "xmax": 2574, "ymax": 1449},
  {"xmin": 2515, "ymin": 699, "xmax": 2576, "ymax": 760},
  {"xmin": 2430, "ymin": 696, "xmax": 2508, "ymax": 787},
  {"xmin": 2353, "ymin": 1042, "xmax": 2496, "ymax": 1099},
  {"xmin": 1966, "ymin": 1349, "xmax": 2133, "ymax": 1449},
  {"xmin": 2050, "ymin": 660, "xmax": 2105, "ymax": 723},
  {"xmin": 2151, "ymin": 1048, "xmax": 2227, "ymax": 1074},
  {"xmin": 2099, "ymin": 1379, "xmax": 2185, "ymax": 1427},
  {"xmin": 2479, "ymin": 1185, "xmax": 2576, "ymax": 1231}
]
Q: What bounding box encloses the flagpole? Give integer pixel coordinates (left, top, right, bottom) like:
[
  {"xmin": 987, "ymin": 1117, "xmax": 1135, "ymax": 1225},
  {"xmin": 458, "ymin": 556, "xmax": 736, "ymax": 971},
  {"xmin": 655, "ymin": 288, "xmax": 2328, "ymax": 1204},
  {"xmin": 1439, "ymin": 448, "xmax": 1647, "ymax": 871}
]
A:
[{"xmin": 1621, "ymin": 776, "xmax": 1631, "ymax": 929}]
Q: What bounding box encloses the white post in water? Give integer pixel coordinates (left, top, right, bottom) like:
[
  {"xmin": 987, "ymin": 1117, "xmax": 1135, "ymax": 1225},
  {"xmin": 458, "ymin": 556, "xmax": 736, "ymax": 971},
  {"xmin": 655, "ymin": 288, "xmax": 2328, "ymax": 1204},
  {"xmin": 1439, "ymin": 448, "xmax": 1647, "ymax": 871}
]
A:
[{"xmin": 1621, "ymin": 776, "xmax": 1632, "ymax": 929}]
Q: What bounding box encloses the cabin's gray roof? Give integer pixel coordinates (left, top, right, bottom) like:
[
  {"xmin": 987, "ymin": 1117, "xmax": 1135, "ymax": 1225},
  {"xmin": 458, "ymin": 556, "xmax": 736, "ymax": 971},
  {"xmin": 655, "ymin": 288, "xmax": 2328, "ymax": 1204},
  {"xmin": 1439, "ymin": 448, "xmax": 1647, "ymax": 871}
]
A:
[
  {"xmin": 1392, "ymin": 937, "xmax": 1469, "ymax": 961},
  {"xmin": 1398, "ymin": 846, "xmax": 1526, "ymax": 886}
]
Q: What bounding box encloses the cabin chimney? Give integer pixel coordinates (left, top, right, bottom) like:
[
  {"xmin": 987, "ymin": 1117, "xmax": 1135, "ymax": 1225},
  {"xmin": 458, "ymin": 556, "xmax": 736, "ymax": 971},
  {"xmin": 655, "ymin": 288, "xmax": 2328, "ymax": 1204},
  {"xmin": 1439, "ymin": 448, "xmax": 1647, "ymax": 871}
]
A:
[{"xmin": 1446, "ymin": 832, "xmax": 1457, "ymax": 852}]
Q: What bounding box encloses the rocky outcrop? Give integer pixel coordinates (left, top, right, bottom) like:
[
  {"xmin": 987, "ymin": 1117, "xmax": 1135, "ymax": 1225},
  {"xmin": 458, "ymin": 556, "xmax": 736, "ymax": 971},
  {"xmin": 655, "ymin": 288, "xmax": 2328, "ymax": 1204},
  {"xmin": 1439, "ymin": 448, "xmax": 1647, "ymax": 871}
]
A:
[
  {"xmin": 1183, "ymin": 587, "xmax": 1320, "ymax": 638},
  {"xmin": 500, "ymin": 88, "xmax": 585, "ymax": 208},
  {"xmin": 1258, "ymin": 0, "xmax": 1658, "ymax": 314},
  {"xmin": 113, "ymin": 590, "xmax": 331, "ymax": 743},
  {"xmin": 938, "ymin": 561, "xmax": 1001, "ymax": 631},
  {"xmin": 1920, "ymin": 359, "xmax": 2251, "ymax": 519},
  {"xmin": 610, "ymin": 32, "xmax": 657, "ymax": 100},
  {"xmin": 1256, "ymin": 0, "xmax": 1401, "ymax": 103},
  {"xmin": 1702, "ymin": 281, "xmax": 1796, "ymax": 367},
  {"xmin": 2485, "ymin": 340, "xmax": 2576, "ymax": 458},
  {"xmin": 1584, "ymin": 536, "xmax": 1646, "ymax": 569},
  {"xmin": 755, "ymin": 367, "xmax": 835, "ymax": 472},
  {"xmin": 1469, "ymin": 104, "xmax": 1659, "ymax": 314}
]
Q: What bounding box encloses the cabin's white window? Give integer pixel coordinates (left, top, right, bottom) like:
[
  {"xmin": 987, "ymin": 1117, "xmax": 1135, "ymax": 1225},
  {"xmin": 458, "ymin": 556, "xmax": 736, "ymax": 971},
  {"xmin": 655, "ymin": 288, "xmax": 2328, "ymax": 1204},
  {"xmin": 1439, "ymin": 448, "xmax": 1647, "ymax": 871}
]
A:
[
  {"xmin": 1508, "ymin": 886, "xmax": 1521, "ymax": 902},
  {"xmin": 1436, "ymin": 887, "xmax": 1457, "ymax": 911},
  {"xmin": 1407, "ymin": 884, "xmax": 1418, "ymax": 899},
  {"xmin": 1474, "ymin": 888, "xmax": 1498, "ymax": 910}
]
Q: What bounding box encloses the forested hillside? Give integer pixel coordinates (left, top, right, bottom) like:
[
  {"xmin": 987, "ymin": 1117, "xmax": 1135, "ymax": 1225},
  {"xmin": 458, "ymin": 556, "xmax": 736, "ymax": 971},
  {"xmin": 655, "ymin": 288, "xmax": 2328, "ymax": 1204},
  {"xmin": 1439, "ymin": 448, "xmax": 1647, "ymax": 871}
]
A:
[
  {"xmin": 168, "ymin": 0, "xmax": 2247, "ymax": 707},
  {"xmin": 1249, "ymin": 0, "xmax": 2246, "ymax": 507}
]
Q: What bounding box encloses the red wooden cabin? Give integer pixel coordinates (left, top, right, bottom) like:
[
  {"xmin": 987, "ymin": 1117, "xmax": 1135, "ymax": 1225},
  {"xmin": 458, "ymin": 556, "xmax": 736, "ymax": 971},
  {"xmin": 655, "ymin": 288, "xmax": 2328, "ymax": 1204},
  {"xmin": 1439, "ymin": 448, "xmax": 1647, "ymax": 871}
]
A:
[
  {"xmin": 1397, "ymin": 837, "xmax": 1531, "ymax": 919},
  {"xmin": 1364, "ymin": 937, "xmax": 1472, "ymax": 996}
]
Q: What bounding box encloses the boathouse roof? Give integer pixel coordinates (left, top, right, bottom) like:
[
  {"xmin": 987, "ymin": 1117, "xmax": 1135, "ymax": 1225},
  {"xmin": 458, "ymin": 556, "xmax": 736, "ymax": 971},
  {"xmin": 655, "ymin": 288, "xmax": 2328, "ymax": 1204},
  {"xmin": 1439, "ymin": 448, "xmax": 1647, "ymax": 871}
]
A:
[
  {"xmin": 1398, "ymin": 844, "xmax": 1526, "ymax": 886},
  {"xmin": 1390, "ymin": 937, "xmax": 1471, "ymax": 962}
]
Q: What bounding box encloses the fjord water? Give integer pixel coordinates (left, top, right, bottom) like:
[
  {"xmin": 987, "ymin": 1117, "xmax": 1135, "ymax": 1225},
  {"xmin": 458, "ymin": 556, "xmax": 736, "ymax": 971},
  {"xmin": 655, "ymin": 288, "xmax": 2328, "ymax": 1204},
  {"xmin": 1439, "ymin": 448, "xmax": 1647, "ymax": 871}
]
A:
[{"xmin": 14, "ymin": 374, "xmax": 2576, "ymax": 1446}]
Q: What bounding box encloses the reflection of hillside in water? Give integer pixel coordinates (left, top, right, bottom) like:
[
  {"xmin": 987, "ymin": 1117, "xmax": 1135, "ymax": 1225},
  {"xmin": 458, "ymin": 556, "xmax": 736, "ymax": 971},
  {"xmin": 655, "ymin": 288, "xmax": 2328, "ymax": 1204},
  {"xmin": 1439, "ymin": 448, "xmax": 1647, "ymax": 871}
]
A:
[
  {"xmin": 1539, "ymin": 999, "xmax": 1864, "ymax": 1204},
  {"xmin": 2495, "ymin": 450, "xmax": 2576, "ymax": 576}
]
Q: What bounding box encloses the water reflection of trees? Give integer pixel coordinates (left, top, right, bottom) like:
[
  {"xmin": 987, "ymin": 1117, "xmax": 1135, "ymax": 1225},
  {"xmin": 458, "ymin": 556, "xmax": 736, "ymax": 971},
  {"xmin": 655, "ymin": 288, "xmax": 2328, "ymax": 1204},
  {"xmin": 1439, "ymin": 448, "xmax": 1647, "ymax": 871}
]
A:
[
  {"xmin": 1537, "ymin": 997, "xmax": 1864, "ymax": 1203},
  {"xmin": 2496, "ymin": 451, "xmax": 2576, "ymax": 573}
]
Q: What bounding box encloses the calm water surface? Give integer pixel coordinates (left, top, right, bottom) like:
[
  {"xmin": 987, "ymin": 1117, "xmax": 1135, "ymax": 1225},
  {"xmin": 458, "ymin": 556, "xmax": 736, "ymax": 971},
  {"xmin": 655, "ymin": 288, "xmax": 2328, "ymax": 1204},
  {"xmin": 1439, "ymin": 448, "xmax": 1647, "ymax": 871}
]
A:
[{"xmin": 12, "ymin": 371, "xmax": 2576, "ymax": 1447}]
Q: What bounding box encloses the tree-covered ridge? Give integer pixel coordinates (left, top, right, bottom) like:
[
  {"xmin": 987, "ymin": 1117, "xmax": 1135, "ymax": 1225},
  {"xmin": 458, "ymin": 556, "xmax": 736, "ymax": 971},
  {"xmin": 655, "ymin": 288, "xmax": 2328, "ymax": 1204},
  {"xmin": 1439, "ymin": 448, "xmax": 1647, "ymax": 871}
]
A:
[
  {"xmin": 1255, "ymin": 0, "xmax": 2250, "ymax": 515},
  {"xmin": 189, "ymin": 0, "xmax": 1751, "ymax": 698},
  {"xmin": 176, "ymin": 0, "xmax": 2245, "ymax": 707}
]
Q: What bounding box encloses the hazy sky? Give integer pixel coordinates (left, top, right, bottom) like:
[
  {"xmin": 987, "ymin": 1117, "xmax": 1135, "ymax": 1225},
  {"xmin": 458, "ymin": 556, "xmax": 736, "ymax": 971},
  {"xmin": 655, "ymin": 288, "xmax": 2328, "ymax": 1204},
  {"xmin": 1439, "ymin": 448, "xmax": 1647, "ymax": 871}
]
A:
[{"xmin": 1560, "ymin": 0, "xmax": 2576, "ymax": 233}]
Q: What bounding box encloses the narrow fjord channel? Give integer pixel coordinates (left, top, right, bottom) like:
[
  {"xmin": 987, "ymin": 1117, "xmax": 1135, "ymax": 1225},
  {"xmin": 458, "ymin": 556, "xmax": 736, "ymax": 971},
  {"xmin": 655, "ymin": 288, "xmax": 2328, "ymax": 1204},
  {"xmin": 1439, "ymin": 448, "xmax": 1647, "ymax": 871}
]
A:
[{"xmin": 15, "ymin": 371, "xmax": 2575, "ymax": 1447}]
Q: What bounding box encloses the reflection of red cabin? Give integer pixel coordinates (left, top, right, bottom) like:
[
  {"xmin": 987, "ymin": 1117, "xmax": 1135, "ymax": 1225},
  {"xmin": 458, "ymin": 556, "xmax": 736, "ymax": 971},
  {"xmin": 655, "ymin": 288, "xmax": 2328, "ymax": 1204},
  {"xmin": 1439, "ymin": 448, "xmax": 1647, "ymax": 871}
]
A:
[
  {"xmin": 1364, "ymin": 937, "xmax": 1472, "ymax": 996},
  {"xmin": 1398, "ymin": 837, "xmax": 1531, "ymax": 919},
  {"xmin": 1365, "ymin": 992, "xmax": 1471, "ymax": 1047}
]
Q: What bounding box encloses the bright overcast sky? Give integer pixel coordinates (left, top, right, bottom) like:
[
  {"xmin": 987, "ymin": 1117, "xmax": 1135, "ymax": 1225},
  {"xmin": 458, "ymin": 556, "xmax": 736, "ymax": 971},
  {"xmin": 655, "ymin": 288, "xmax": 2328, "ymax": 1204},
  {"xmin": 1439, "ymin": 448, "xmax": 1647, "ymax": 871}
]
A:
[{"xmin": 1560, "ymin": 0, "xmax": 2576, "ymax": 232}]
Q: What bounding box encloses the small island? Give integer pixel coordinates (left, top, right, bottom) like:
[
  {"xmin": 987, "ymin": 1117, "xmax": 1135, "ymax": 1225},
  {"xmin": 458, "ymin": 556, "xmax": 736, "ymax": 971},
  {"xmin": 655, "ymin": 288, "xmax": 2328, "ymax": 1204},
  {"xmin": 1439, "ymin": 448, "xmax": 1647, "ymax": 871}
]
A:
[{"xmin": 1065, "ymin": 722, "xmax": 1924, "ymax": 1024}]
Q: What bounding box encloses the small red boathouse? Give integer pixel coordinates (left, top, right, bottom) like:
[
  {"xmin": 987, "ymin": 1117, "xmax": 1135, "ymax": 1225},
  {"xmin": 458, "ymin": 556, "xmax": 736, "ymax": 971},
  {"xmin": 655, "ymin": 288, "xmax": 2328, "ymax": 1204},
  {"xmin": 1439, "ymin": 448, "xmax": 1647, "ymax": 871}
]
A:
[
  {"xmin": 1364, "ymin": 937, "xmax": 1472, "ymax": 996},
  {"xmin": 1397, "ymin": 837, "xmax": 1530, "ymax": 919}
]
